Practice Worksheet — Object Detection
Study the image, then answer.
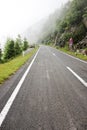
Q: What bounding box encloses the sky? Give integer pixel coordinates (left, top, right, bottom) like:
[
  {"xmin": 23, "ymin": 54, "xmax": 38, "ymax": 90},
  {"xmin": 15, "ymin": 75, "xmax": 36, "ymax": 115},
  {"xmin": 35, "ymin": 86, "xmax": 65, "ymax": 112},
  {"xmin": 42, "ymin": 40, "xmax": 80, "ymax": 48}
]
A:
[{"xmin": 0, "ymin": 0, "xmax": 69, "ymax": 48}]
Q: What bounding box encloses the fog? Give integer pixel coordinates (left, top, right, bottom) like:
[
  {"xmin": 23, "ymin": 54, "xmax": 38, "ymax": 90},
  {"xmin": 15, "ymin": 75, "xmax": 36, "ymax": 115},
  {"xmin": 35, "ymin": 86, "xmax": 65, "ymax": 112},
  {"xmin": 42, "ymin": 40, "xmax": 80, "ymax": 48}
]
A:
[{"xmin": 0, "ymin": 0, "xmax": 69, "ymax": 48}]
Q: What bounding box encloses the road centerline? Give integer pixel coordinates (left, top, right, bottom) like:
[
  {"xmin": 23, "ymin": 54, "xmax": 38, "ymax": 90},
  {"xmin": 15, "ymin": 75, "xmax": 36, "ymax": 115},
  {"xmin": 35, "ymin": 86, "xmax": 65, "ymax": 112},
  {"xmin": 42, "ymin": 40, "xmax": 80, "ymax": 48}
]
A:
[
  {"xmin": 0, "ymin": 47, "xmax": 40, "ymax": 127},
  {"xmin": 67, "ymin": 66, "xmax": 87, "ymax": 88},
  {"xmin": 46, "ymin": 70, "xmax": 50, "ymax": 80}
]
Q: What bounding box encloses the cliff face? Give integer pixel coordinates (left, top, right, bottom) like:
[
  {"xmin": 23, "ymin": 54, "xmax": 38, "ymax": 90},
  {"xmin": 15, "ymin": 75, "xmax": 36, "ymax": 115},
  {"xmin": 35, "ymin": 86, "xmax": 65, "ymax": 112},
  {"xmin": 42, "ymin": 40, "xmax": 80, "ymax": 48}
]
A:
[
  {"xmin": 40, "ymin": 0, "xmax": 87, "ymax": 45},
  {"xmin": 77, "ymin": 35, "xmax": 87, "ymax": 49}
]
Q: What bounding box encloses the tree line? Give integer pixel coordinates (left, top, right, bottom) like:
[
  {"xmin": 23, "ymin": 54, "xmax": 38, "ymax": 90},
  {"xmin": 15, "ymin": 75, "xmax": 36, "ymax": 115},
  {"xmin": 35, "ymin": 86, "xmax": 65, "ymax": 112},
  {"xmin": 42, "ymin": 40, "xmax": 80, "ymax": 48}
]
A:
[{"xmin": 0, "ymin": 35, "xmax": 29, "ymax": 63}]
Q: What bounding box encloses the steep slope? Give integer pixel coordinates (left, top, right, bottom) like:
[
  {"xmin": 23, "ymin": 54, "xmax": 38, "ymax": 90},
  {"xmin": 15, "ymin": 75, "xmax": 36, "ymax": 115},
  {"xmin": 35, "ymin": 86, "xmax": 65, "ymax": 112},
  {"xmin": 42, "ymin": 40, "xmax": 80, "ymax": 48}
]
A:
[{"xmin": 40, "ymin": 0, "xmax": 87, "ymax": 47}]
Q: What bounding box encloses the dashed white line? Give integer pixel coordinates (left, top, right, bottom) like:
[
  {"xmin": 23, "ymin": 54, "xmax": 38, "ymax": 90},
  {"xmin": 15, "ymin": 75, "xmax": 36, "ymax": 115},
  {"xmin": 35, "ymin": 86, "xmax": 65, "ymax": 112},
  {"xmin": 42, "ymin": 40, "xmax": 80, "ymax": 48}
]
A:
[
  {"xmin": 52, "ymin": 53, "xmax": 56, "ymax": 56},
  {"xmin": 46, "ymin": 70, "xmax": 50, "ymax": 80},
  {"xmin": 57, "ymin": 49, "xmax": 87, "ymax": 64},
  {"xmin": 67, "ymin": 66, "xmax": 87, "ymax": 87},
  {"xmin": 0, "ymin": 47, "xmax": 40, "ymax": 127}
]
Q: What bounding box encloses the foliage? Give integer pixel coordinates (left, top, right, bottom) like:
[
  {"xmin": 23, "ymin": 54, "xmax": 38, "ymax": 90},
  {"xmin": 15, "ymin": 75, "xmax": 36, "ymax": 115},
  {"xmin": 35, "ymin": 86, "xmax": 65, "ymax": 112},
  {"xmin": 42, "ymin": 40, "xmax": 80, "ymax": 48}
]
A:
[
  {"xmin": 14, "ymin": 41, "xmax": 21, "ymax": 55},
  {"xmin": 3, "ymin": 39, "xmax": 15, "ymax": 60},
  {"xmin": 41, "ymin": 0, "xmax": 87, "ymax": 46},
  {"xmin": 58, "ymin": 21, "xmax": 68, "ymax": 33},
  {"xmin": 83, "ymin": 7, "xmax": 87, "ymax": 19},
  {"xmin": 61, "ymin": 33, "xmax": 72, "ymax": 41},
  {"xmin": 23, "ymin": 38, "xmax": 29, "ymax": 51},
  {"xmin": 0, "ymin": 47, "xmax": 38, "ymax": 84},
  {"xmin": 66, "ymin": 10, "xmax": 82, "ymax": 25},
  {"xmin": 3, "ymin": 35, "xmax": 29, "ymax": 61},
  {"xmin": 73, "ymin": 23, "xmax": 86, "ymax": 43}
]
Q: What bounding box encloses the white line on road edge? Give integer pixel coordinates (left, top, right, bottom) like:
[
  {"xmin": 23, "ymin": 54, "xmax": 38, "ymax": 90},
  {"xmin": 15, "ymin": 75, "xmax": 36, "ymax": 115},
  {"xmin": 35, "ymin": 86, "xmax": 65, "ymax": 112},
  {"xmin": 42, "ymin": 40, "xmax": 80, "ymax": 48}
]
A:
[
  {"xmin": 58, "ymin": 49, "xmax": 87, "ymax": 64},
  {"xmin": 0, "ymin": 47, "xmax": 40, "ymax": 127},
  {"xmin": 67, "ymin": 66, "xmax": 87, "ymax": 87}
]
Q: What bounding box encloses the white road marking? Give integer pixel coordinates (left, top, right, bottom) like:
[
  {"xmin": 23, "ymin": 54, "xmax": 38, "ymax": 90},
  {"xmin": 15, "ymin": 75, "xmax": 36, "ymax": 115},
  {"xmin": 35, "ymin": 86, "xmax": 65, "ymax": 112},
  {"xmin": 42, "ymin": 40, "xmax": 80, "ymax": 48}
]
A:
[
  {"xmin": 57, "ymin": 49, "xmax": 87, "ymax": 64},
  {"xmin": 46, "ymin": 70, "xmax": 50, "ymax": 80},
  {"xmin": 67, "ymin": 66, "xmax": 87, "ymax": 87},
  {"xmin": 46, "ymin": 47, "xmax": 56, "ymax": 57},
  {"xmin": 0, "ymin": 47, "xmax": 40, "ymax": 127},
  {"xmin": 53, "ymin": 53, "xmax": 56, "ymax": 56}
]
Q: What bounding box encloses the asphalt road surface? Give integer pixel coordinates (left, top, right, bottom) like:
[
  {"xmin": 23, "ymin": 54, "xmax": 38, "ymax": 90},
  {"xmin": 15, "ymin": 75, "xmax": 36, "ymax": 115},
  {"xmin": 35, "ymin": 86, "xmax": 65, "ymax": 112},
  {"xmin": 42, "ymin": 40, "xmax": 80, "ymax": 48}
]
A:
[{"xmin": 0, "ymin": 45, "xmax": 87, "ymax": 130}]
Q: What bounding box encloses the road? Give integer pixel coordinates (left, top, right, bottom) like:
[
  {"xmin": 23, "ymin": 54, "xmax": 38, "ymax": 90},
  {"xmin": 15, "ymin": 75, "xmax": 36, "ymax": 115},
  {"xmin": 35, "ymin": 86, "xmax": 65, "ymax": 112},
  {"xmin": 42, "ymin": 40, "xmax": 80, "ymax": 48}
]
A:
[{"xmin": 0, "ymin": 45, "xmax": 87, "ymax": 130}]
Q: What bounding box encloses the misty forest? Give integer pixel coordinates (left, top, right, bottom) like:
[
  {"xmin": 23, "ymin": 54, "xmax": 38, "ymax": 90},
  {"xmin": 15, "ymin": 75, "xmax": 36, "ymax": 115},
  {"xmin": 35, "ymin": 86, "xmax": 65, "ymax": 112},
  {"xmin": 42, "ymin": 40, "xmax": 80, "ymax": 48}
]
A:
[
  {"xmin": 39, "ymin": 0, "xmax": 87, "ymax": 49},
  {"xmin": 0, "ymin": 0, "xmax": 87, "ymax": 129},
  {"xmin": 0, "ymin": 0, "xmax": 87, "ymax": 63}
]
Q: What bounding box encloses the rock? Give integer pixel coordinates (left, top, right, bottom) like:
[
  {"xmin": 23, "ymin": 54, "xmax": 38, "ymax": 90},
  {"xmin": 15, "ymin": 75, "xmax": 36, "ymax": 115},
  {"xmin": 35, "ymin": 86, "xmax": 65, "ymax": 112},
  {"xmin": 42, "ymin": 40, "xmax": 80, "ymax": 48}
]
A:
[{"xmin": 76, "ymin": 35, "xmax": 87, "ymax": 49}]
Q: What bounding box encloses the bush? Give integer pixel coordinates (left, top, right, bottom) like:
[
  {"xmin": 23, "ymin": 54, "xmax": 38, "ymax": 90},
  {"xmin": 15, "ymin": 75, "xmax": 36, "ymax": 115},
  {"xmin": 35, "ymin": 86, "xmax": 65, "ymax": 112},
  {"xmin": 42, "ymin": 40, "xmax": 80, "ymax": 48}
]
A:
[
  {"xmin": 73, "ymin": 23, "xmax": 86, "ymax": 43},
  {"xmin": 23, "ymin": 38, "xmax": 29, "ymax": 51},
  {"xmin": 61, "ymin": 33, "xmax": 72, "ymax": 41},
  {"xmin": 14, "ymin": 41, "xmax": 22, "ymax": 55},
  {"xmin": 4, "ymin": 39, "xmax": 15, "ymax": 60}
]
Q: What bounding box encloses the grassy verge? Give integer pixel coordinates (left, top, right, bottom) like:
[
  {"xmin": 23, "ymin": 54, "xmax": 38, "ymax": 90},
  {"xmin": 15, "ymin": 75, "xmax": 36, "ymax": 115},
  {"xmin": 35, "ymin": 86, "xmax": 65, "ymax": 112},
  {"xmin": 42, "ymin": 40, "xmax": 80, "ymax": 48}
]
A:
[
  {"xmin": 0, "ymin": 47, "xmax": 38, "ymax": 84},
  {"xmin": 51, "ymin": 45, "xmax": 87, "ymax": 61}
]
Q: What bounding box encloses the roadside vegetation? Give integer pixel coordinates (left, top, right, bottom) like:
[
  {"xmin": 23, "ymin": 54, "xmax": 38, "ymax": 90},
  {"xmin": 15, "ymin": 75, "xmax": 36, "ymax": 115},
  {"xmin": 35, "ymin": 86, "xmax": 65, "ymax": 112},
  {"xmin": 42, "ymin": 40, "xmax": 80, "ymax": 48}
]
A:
[
  {"xmin": 0, "ymin": 34, "xmax": 38, "ymax": 84},
  {"xmin": 40, "ymin": 0, "xmax": 87, "ymax": 61},
  {"xmin": 3, "ymin": 35, "xmax": 29, "ymax": 62},
  {"xmin": 0, "ymin": 47, "xmax": 38, "ymax": 84},
  {"xmin": 56, "ymin": 46, "xmax": 87, "ymax": 61}
]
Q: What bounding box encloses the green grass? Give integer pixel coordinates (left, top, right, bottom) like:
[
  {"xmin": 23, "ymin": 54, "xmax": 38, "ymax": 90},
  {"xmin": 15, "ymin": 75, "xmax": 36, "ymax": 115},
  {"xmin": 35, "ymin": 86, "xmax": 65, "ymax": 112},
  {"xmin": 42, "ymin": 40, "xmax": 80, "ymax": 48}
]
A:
[
  {"xmin": 0, "ymin": 47, "xmax": 38, "ymax": 84},
  {"xmin": 44, "ymin": 43, "xmax": 87, "ymax": 61},
  {"xmin": 56, "ymin": 46, "xmax": 87, "ymax": 61}
]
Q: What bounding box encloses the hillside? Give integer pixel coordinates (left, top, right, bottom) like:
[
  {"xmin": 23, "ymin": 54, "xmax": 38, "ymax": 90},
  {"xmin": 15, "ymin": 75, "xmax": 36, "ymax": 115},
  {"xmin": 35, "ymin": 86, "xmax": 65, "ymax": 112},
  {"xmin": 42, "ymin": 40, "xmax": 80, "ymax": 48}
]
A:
[
  {"xmin": 23, "ymin": 0, "xmax": 87, "ymax": 49},
  {"xmin": 40, "ymin": 0, "xmax": 87, "ymax": 49}
]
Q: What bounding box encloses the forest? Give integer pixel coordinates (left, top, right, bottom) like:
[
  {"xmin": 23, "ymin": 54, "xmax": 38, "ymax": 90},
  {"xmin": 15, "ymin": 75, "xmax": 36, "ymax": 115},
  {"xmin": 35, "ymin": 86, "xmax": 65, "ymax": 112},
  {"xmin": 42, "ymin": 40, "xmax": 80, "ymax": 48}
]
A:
[{"xmin": 40, "ymin": 0, "xmax": 87, "ymax": 50}]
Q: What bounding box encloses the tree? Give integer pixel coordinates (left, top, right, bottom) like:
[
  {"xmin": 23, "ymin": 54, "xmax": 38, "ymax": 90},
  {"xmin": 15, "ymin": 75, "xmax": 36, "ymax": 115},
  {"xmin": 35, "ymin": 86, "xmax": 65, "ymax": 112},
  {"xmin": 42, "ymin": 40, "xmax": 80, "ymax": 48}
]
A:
[
  {"xmin": 15, "ymin": 41, "xmax": 21, "ymax": 55},
  {"xmin": 4, "ymin": 38, "xmax": 15, "ymax": 60},
  {"xmin": 73, "ymin": 23, "xmax": 86, "ymax": 43},
  {"xmin": 23, "ymin": 38, "xmax": 29, "ymax": 51}
]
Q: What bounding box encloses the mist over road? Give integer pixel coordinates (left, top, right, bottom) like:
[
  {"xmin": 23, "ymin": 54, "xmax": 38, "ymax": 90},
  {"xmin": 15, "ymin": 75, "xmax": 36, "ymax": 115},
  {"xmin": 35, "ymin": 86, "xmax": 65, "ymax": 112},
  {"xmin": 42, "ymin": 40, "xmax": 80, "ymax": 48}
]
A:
[{"xmin": 0, "ymin": 46, "xmax": 87, "ymax": 130}]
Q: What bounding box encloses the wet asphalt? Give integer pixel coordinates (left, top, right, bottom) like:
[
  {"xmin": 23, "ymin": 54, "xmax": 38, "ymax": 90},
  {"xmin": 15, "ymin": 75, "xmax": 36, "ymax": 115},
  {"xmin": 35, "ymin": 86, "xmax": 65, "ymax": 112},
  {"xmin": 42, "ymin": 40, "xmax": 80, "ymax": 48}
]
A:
[{"xmin": 0, "ymin": 45, "xmax": 87, "ymax": 130}]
